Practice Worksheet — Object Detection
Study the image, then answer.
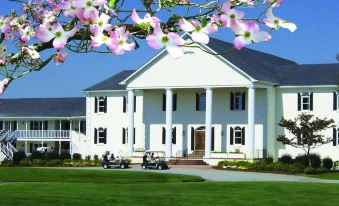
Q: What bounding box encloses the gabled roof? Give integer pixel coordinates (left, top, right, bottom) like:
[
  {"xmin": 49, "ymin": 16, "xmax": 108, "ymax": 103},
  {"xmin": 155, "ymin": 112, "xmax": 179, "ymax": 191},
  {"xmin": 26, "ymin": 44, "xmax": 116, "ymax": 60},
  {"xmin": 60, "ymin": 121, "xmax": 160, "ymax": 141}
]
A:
[
  {"xmin": 83, "ymin": 70, "xmax": 134, "ymax": 92},
  {"xmin": 0, "ymin": 98, "xmax": 86, "ymax": 118}
]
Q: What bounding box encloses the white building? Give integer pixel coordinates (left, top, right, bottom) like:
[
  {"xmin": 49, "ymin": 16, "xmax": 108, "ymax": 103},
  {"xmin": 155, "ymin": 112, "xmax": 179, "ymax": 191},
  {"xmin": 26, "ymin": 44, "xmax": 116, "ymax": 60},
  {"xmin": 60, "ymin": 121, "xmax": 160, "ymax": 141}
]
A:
[{"xmin": 1, "ymin": 37, "xmax": 339, "ymax": 165}]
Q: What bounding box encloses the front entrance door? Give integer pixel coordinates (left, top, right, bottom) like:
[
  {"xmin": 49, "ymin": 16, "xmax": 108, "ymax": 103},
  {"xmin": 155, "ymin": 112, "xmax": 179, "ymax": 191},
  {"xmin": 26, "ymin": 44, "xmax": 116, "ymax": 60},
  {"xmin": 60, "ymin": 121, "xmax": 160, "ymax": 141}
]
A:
[{"xmin": 194, "ymin": 131, "xmax": 205, "ymax": 151}]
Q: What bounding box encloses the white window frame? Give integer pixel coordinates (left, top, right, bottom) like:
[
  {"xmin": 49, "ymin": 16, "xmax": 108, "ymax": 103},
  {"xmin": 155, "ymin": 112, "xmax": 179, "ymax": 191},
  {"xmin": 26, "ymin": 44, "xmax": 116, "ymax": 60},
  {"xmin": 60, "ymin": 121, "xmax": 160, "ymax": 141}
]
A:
[
  {"xmin": 234, "ymin": 92, "xmax": 243, "ymax": 111},
  {"xmin": 301, "ymin": 92, "xmax": 310, "ymax": 111},
  {"xmin": 97, "ymin": 97, "xmax": 106, "ymax": 113},
  {"xmin": 97, "ymin": 127, "xmax": 106, "ymax": 144},
  {"xmin": 234, "ymin": 126, "xmax": 243, "ymax": 145}
]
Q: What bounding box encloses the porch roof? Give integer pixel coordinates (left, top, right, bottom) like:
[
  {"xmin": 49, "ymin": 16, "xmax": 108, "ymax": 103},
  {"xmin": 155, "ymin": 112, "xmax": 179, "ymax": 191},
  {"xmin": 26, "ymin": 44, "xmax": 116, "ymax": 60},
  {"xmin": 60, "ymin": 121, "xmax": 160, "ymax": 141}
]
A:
[{"xmin": 0, "ymin": 98, "xmax": 86, "ymax": 118}]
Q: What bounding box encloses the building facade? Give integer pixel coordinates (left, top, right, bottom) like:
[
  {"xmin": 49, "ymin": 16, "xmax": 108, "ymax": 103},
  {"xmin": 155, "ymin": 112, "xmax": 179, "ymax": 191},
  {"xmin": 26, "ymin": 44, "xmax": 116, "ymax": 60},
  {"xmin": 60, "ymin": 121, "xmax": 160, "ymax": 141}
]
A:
[{"xmin": 1, "ymin": 37, "xmax": 339, "ymax": 164}]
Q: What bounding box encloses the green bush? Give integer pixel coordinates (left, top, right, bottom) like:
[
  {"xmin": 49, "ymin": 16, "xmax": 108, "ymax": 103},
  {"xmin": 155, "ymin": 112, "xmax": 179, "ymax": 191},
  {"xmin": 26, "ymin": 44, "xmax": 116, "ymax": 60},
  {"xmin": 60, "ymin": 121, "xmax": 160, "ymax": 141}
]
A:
[
  {"xmin": 0, "ymin": 158, "xmax": 13, "ymax": 167},
  {"xmin": 279, "ymin": 154, "xmax": 293, "ymax": 164},
  {"xmin": 13, "ymin": 151, "xmax": 26, "ymax": 165},
  {"xmin": 315, "ymin": 167, "xmax": 328, "ymax": 174},
  {"xmin": 93, "ymin": 154, "xmax": 99, "ymax": 161},
  {"xmin": 45, "ymin": 151, "xmax": 59, "ymax": 160},
  {"xmin": 264, "ymin": 155, "xmax": 274, "ymax": 164},
  {"xmin": 72, "ymin": 153, "xmax": 82, "ymax": 160},
  {"xmin": 304, "ymin": 167, "xmax": 328, "ymax": 174},
  {"xmin": 32, "ymin": 159, "xmax": 46, "ymax": 166},
  {"xmin": 322, "ymin": 157, "xmax": 333, "ymax": 171},
  {"xmin": 19, "ymin": 159, "xmax": 31, "ymax": 166},
  {"xmin": 295, "ymin": 154, "xmax": 321, "ymax": 168},
  {"xmin": 45, "ymin": 159, "xmax": 62, "ymax": 167},
  {"xmin": 124, "ymin": 159, "xmax": 132, "ymax": 165},
  {"xmin": 304, "ymin": 167, "xmax": 316, "ymax": 174},
  {"xmin": 30, "ymin": 151, "xmax": 45, "ymax": 160},
  {"xmin": 85, "ymin": 155, "xmax": 91, "ymax": 161},
  {"xmin": 60, "ymin": 151, "xmax": 71, "ymax": 160}
]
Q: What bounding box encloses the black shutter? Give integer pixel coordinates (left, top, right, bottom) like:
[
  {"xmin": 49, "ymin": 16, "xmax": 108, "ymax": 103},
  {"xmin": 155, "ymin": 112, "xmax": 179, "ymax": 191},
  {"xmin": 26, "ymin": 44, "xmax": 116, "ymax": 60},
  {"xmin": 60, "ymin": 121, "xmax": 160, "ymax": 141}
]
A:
[
  {"xmin": 0, "ymin": 121, "xmax": 2, "ymax": 130},
  {"xmin": 196, "ymin": 93, "xmax": 200, "ymax": 111},
  {"xmin": 297, "ymin": 133, "xmax": 301, "ymax": 145},
  {"xmin": 162, "ymin": 94, "xmax": 166, "ymax": 111},
  {"xmin": 173, "ymin": 93, "xmax": 177, "ymax": 111},
  {"xmin": 310, "ymin": 92, "xmax": 313, "ymax": 111},
  {"xmin": 333, "ymin": 92, "xmax": 337, "ymax": 111},
  {"xmin": 211, "ymin": 127, "xmax": 215, "ymax": 151},
  {"xmin": 297, "ymin": 93, "xmax": 301, "ymax": 111},
  {"xmin": 242, "ymin": 127, "xmax": 246, "ymax": 145},
  {"xmin": 123, "ymin": 96, "xmax": 127, "ymax": 113},
  {"xmin": 13, "ymin": 121, "xmax": 17, "ymax": 130},
  {"xmin": 242, "ymin": 92, "xmax": 246, "ymax": 110},
  {"xmin": 94, "ymin": 128, "xmax": 97, "ymax": 144},
  {"xmin": 230, "ymin": 92, "xmax": 234, "ymax": 110},
  {"xmin": 333, "ymin": 128, "xmax": 337, "ymax": 146},
  {"xmin": 133, "ymin": 128, "xmax": 136, "ymax": 144},
  {"xmin": 162, "ymin": 127, "xmax": 166, "ymax": 144},
  {"xmin": 230, "ymin": 127, "xmax": 234, "ymax": 145},
  {"xmin": 44, "ymin": 121, "xmax": 48, "ymax": 130},
  {"xmin": 104, "ymin": 97, "xmax": 107, "ymax": 113},
  {"xmin": 30, "ymin": 121, "xmax": 33, "ymax": 130},
  {"xmin": 172, "ymin": 127, "xmax": 176, "ymax": 144},
  {"xmin": 134, "ymin": 96, "xmax": 136, "ymax": 112},
  {"xmin": 103, "ymin": 128, "xmax": 107, "ymax": 144},
  {"xmin": 191, "ymin": 127, "xmax": 195, "ymax": 150},
  {"xmin": 122, "ymin": 128, "xmax": 126, "ymax": 144},
  {"xmin": 95, "ymin": 97, "xmax": 98, "ymax": 113}
]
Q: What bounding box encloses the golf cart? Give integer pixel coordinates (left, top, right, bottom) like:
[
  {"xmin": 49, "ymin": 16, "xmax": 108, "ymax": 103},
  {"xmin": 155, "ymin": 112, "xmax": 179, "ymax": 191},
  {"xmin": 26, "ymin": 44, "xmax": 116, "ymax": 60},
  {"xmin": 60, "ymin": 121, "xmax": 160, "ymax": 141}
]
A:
[
  {"xmin": 102, "ymin": 151, "xmax": 129, "ymax": 169},
  {"xmin": 141, "ymin": 150, "xmax": 168, "ymax": 170}
]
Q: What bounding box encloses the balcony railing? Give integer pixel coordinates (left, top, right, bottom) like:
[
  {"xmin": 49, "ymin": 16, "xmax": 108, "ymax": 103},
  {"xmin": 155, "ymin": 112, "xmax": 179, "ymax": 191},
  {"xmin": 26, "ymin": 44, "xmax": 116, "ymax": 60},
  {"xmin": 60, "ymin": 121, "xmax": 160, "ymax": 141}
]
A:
[{"xmin": 13, "ymin": 130, "xmax": 70, "ymax": 140}]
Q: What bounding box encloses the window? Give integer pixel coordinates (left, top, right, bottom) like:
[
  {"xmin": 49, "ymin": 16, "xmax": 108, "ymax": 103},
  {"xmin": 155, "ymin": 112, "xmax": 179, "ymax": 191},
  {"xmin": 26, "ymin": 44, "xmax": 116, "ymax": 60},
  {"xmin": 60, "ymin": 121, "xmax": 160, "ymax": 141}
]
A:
[
  {"xmin": 230, "ymin": 126, "xmax": 245, "ymax": 145},
  {"xmin": 334, "ymin": 92, "xmax": 339, "ymax": 111},
  {"xmin": 94, "ymin": 128, "xmax": 106, "ymax": 144},
  {"xmin": 298, "ymin": 92, "xmax": 313, "ymax": 111},
  {"xmin": 162, "ymin": 93, "xmax": 177, "ymax": 111},
  {"xmin": 196, "ymin": 93, "xmax": 206, "ymax": 111},
  {"xmin": 123, "ymin": 96, "xmax": 136, "ymax": 113},
  {"xmin": 161, "ymin": 127, "xmax": 177, "ymax": 144},
  {"xmin": 333, "ymin": 128, "xmax": 339, "ymax": 146},
  {"xmin": 80, "ymin": 121, "xmax": 86, "ymax": 134},
  {"xmin": 122, "ymin": 128, "xmax": 135, "ymax": 144},
  {"xmin": 95, "ymin": 97, "xmax": 107, "ymax": 113}
]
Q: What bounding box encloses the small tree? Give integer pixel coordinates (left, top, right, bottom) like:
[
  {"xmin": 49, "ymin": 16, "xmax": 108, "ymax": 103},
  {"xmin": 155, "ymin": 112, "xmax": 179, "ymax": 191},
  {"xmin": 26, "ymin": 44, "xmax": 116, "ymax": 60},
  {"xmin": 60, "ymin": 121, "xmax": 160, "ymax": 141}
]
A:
[{"xmin": 277, "ymin": 113, "xmax": 335, "ymax": 167}]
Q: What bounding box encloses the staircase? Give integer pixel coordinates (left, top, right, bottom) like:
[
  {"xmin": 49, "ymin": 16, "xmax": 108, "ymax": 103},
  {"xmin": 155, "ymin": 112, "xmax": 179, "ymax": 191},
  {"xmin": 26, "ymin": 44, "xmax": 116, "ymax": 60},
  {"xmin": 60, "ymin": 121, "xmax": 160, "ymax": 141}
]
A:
[
  {"xmin": 0, "ymin": 130, "xmax": 17, "ymax": 161},
  {"xmin": 168, "ymin": 159, "xmax": 208, "ymax": 165}
]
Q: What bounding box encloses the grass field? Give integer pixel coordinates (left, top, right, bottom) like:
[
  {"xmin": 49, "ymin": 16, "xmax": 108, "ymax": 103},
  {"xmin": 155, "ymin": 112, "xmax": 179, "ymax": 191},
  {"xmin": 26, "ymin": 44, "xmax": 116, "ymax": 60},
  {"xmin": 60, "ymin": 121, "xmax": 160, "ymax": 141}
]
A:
[
  {"xmin": 307, "ymin": 172, "xmax": 339, "ymax": 180},
  {"xmin": 1, "ymin": 168, "xmax": 339, "ymax": 206}
]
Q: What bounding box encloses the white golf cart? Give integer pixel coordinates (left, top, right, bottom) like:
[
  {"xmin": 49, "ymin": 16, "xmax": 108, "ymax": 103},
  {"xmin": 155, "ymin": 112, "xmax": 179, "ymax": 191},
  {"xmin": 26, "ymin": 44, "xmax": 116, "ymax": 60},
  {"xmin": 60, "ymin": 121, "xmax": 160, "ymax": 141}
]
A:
[{"xmin": 141, "ymin": 150, "xmax": 168, "ymax": 170}]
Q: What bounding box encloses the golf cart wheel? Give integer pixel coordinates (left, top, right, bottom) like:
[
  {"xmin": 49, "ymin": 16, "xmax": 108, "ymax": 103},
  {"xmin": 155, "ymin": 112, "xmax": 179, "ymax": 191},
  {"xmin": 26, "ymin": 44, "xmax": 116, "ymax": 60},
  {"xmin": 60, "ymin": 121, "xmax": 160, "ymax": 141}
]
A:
[
  {"xmin": 103, "ymin": 164, "xmax": 109, "ymax": 169},
  {"xmin": 158, "ymin": 165, "xmax": 163, "ymax": 170},
  {"xmin": 120, "ymin": 164, "xmax": 125, "ymax": 169}
]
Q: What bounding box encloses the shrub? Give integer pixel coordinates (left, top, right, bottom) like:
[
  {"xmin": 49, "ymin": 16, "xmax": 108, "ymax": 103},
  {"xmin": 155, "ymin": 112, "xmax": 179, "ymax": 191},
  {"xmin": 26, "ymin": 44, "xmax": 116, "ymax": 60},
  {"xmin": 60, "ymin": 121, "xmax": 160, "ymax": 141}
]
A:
[
  {"xmin": 45, "ymin": 151, "xmax": 59, "ymax": 160},
  {"xmin": 60, "ymin": 151, "xmax": 71, "ymax": 160},
  {"xmin": 264, "ymin": 155, "xmax": 274, "ymax": 164},
  {"xmin": 72, "ymin": 153, "xmax": 82, "ymax": 160},
  {"xmin": 0, "ymin": 158, "xmax": 13, "ymax": 167},
  {"xmin": 279, "ymin": 154, "xmax": 293, "ymax": 164},
  {"xmin": 45, "ymin": 159, "xmax": 62, "ymax": 167},
  {"xmin": 315, "ymin": 167, "xmax": 328, "ymax": 174},
  {"xmin": 85, "ymin": 155, "xmax": 91, "ymax": 161},
  {"xmin": 13, "ymin": 151, "xmax": 26, "ymax": 165},
  {"xmin": 93, "ymin": 154, "xmax": 99, "ymax": 161},
  {"xmin": 124, "ymin": 159, "xmax": 132, "ymax": 165},
  {"xmin": 19, "ymin": 159, "xmax": 31, "ymax": 166},
  {"xmin": 30, "ymin": 151, "xmax": 45, "ymax": 160},
  {"xmin": 295, "ymin": 154, "xmax": 321, "ymax": 168},
  {"xmin": 304, "ymin": 167, "xmax": 316, "ymax": 174},
  {"xmin": 32, "ymin": 159, "xmax": 46, "ymax": 166},
  {"xmin": 322, "ymin": 157, "xmax": 333, "ymax": 171}
]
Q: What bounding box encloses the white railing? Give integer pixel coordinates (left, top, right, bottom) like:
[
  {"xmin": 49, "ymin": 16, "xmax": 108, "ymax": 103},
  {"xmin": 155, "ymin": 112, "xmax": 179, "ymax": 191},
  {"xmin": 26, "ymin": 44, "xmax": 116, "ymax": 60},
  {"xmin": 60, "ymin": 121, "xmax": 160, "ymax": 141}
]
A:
[
  {"xmin": 14, "ymin": 130, "xmax": 70, "ymax": 140},
  {"xmin": 0, "ymin": 140, "xmax": 17, "ymax": 160}
]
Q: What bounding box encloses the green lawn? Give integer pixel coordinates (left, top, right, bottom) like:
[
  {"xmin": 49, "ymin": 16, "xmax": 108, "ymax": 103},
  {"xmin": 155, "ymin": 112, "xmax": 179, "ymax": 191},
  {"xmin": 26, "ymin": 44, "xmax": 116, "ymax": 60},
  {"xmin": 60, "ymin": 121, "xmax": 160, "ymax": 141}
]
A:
[
  {"xmin": 1, "ymin": 168, "xmax": 339, "ymax": 206},
  {"xmin": 307, "ymin": 172, "xmax": 339, "ymax": 180}
]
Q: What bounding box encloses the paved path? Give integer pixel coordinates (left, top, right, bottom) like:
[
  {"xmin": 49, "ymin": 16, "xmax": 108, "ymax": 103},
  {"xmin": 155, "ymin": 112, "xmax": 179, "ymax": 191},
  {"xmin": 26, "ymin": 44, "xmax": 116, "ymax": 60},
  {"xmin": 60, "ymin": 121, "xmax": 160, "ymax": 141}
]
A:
[{"xmin": 63, "ymin": 165, "xmax": 339, "ymax": 183}]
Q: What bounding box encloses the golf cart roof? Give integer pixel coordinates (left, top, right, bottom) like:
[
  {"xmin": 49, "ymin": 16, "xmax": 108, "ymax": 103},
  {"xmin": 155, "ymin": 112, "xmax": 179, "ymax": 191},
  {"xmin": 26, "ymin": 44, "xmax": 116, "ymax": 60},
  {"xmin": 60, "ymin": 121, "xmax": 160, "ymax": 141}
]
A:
[{"xmin": 145, "ymin": 150, "xmax": 166, "ymax": 154}]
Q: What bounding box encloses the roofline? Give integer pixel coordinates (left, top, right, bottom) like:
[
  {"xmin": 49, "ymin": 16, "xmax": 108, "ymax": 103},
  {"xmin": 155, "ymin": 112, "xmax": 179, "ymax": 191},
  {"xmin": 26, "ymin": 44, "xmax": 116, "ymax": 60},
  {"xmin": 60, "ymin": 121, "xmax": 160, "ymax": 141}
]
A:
[
  {"xmin": 278, "ymin": 85, "xmax": 339, "ymax": 88},
  {"xmin": 82, "ymin": 90, "xmax": 127, "ymax": 93},
  {"xmin": 0, "ymin": 116, "xmax": 86, "ymax": 120}
]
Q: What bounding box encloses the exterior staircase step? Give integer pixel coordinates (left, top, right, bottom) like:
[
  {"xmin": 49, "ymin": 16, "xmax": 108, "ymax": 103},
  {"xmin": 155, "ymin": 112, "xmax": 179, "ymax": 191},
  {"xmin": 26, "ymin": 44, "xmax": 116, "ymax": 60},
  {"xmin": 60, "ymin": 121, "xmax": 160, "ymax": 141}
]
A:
[{"xmin": 167, "ymin": 159, "xmax": 208, "ymax": 165}]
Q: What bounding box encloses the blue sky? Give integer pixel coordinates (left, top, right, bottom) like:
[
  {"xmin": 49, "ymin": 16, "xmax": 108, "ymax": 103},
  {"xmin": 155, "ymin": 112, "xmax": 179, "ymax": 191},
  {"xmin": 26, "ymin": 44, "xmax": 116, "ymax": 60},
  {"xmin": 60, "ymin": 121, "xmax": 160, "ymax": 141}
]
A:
[{"xmin": 1, "ymin": 0, "xmax": 339, "ymax": 98}]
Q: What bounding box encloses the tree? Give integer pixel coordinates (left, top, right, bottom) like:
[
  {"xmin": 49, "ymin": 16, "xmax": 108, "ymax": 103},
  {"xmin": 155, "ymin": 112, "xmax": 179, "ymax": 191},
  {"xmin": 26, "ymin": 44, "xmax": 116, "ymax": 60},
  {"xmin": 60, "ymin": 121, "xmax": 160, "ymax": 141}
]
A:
[
  {"xmin": 0, "ymin": 0, "xmax": 296, "ymax": 94},
  {"xmin": 277, "ymin": 113, "xmax": 335, "ymax": 167}
]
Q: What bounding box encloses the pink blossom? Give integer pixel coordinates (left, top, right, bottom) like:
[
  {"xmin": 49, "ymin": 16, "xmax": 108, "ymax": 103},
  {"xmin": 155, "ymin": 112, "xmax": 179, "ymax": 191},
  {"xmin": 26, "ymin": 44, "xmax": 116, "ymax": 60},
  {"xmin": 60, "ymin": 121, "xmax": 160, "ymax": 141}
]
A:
[
  {"xmin": 59, "ymin": 0, "xmax": 77, "ymax": 18},
  {"xmin": 54, "ymin": 52, "xmax": 68, "ymax": 65},
  {"xmin": 179, "ymin": 18, "xmax": 217, "ymax": 44},
  {"xmin": 146, "ymin": 23, "xmax": 185, "ymax": 59},
  {"xmin": 36, "ymin": 22, "xmax": 78, "ymax": 50},
  {"xmin": 264, "ymin": 8, "xmax": 297, "ymax": 32},
  {"xmin": 233, "ymin": 21, "xmax": 271, "ymax": 50},
  {"xmin": 0, "ymin": 16, "xmax": 10, "ymax": 34},
  {"xmin": 219, "ymin": 1, "xmax": 244, "ymax": 30},
  {"xmin": 264, "ymin": 0, "xmax": 283, "ymax": 7},
  {"xmin": 131, "ymin": 9, "xmax": 160, "ymax": 28},
  {"xmin": 90, "ymin": 13, "xmax": 112, "ymax": 33},
  {"xmin": 73, "ymin": 0, "xmax": 105, "ymax": 19},
  {"xmin": 90, "ymin": 31, "xmax": 115, "ymax": 49},
  {"xmin": 110, "ymin": 27, "xmax": 135, "ymax": 55},
  {"xmin": 0, "ymin": 78, "xmax": 9, "ymax": 96},
  {"xmin": 19, "ymin": 25, "xmax": 35, "ymax": 42}
]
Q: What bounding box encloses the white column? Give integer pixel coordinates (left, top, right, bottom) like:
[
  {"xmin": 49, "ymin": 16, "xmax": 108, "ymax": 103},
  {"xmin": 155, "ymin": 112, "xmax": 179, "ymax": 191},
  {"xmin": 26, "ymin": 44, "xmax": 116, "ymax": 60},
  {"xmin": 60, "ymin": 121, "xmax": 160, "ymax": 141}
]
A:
[
  {"xmin": 127, "ymin": 89, "xmax": 135, "ymax": 157},
  {"xmin": 41, "ymin": 121, "xmax": 44, "ymax": 147},
  {"xmin": 204, "ymin": 88, "xmax": 213, "ymax": 158},
  {"xmin": 59, "ymin": 120, "xmax": 62, "ymax": 155},
  {"xmin": 78, "ymin": 120, "xmax": 81, "ymax": 140},
  {"xmin": 25, "ymin": 121, "xmax": 28, "ymax": 154},
  {"xmin": 267, "ymin": 87, "xmax": 277, "ymax": 160},
  {"xmin": 247, "ymin": 85, "xmax": 256, "ymax": 159},
  {"xmin": 165, "ymin": 88, "xmax": 173, "ymax": 158},
  {"xmin": 70, "ymin": 120, "xmax": 72, "ymax": 154}
]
